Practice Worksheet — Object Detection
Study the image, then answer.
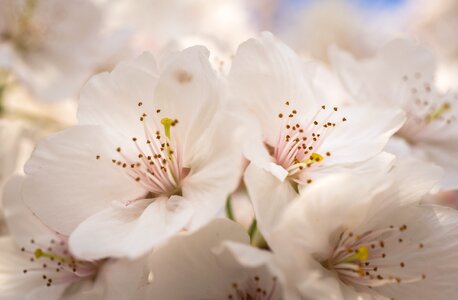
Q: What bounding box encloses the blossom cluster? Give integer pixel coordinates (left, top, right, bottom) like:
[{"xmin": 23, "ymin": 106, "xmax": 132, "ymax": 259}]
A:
[{"xmin": 1, "ymin": 1, "xmax": 458, "ymax": 299}]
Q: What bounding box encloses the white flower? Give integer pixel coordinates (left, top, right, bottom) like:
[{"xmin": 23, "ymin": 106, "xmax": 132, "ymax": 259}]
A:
[
  {"xmin": 268, "ymin": 161, "xmax": 458, "ymax": 300},
  {"xmin": 141, "ymin": 218, "xmax": 283, "ymax": 300},
  {"xmin": 275, "ymin": 0, "xmax": 390, "ymax": 63},
  {"xmin": 22, "ymin": 48, "xmax": 241, "ymax": 260},
  {"xmin": 0, "ymin": 0, "xmax": 125, "ymax": 101},
  {"xmin": 0, "ymin": 175, "xmax": 147, "ymax": 300},
  {"xmin": 331, "ymin": 39, "xmax": 458, "ymax": 189},
  {"xmin": 107, "ymin": 0, "xmax": 253, "ymax": 55},
  {"xmin": 230, "ymin": 33, "xmax": 404, "ymax": 239}
]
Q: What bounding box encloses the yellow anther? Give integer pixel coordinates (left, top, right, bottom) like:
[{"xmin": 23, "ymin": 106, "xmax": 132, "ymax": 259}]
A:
[
  {"xmin": 426, "ymin": 102, "xmax": 451, "ymax": 122},
  {"xmin": 341, "ymin": 246, "xmax": 369, "ymax": 264},
  {"xmin": 302, "ymin": 153, "xmax": 324, "ymax": 165},
  {"xmin": 161, "ymin": 118, "xmax": 174, "ymax": 139},
  {"xmin": 310, "ymin": 153, "xmax": 323, "ymax": 162}
]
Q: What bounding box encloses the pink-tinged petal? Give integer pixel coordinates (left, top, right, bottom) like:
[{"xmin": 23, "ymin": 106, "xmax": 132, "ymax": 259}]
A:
[
  {"xmin": 244, "ymin": 163, "xmax": 296, "ymax": 244},
  {"xmin": 23, "ymin": 126, "xmax": 146, "ymax": 235},
  {"xmin": 69, "ymin": 196, "xmax": 193, "ymax": 260}
]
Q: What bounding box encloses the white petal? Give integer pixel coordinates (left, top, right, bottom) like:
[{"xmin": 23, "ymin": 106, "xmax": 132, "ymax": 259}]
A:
[
  {"xmin": 417, "ymin": 141, "xmax": 458, "ymax": 189},
  {"xmin": 392, "ymin": 159, "xmax": 443, "ymax": 204},
  {"xmin": 78, "ymin": 53, "xmax": 159, "ymax": 141},
  {"xmin": 304, "ymin": 152, "xmax": 395, "ymax": 189},
  {"xmin": 153, "ymin": 46, "xmax": 222, "ymax": 153},
  {"xmin": 236, "ymin": 108, "xmax": 287, "ymax": 180},
  {"xmin": 145, "ymin": 218, "xmax": 249, "ymax": 299},
  {"xmin": 273, "ymin": 172, "xmax": 390, "ymax": 256},
  {"xmin": 215, "ymin": 241, "xmax": 274, "ymax": 269},
  {"xmin": 2, "ymin": 176, "xmax": 51, "ymax": 246},
  {"xmin": 321, "ymin": 105, "xmax": 405, "ymax": 165},
  {"xmin": 92, "ymin": 258, "xmax": 148, "ymax": 300},
  {"xmin": 229, "ymin": 32, "xmax": 317, "ymax": 144},
  {"xmin": 23, "ymin": 126, "xmax": 146, "ymax": 234},
  {"xmin": 374, "ymin": 205, "xmax": 458, "ymax": 300},
  {"xmin": 69, "ymin": 196, "xmax": 193, "ymax": 259},
  {"xmin": 244, "ymin": 163, "xmax": 297, "ymax": 243},
  {"xmin": 331, "ymin": 39, "xmax": 436, "ymax": 106},
  {"xmin": 180, "ymin": 110, "xmax": 242, "ymax": 230}
]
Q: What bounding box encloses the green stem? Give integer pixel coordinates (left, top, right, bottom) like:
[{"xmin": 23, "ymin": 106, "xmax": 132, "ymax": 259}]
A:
[
  {"xmin": 225, "ymin": 196, "xmax": 235, "ymax": 221},
  {"xmin": 248, "ymin": 219, "xmax": 268, "ymax": 249}
]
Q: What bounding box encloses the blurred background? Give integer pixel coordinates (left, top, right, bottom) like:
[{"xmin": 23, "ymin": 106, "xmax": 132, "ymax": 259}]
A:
[{"xmin": 1, "ymin": 0, "xmax": 458, "ymax": 232}]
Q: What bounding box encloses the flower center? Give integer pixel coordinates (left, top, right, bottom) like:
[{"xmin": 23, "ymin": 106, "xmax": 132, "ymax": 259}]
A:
[
  {"xmin": 96, "ymin": 102, "xmax": 189, "ymax": 204},
  {"xmin": 396, "ymin": 72, "xmax": 456, "ymax": 143},
  {"xmin": 323, "ymin": 224, "xmax": 426, "ymax": 290},
  {"xmin": 226, "ymin": 275, "xmax": 278, "ymax": 300},
  {"xmin": 20, "ymin": 236, "xmax": 100, "ymax": 287},
  {"xmin": 270, "ymin": 101, "xmax": 346, "ymax": 185}
]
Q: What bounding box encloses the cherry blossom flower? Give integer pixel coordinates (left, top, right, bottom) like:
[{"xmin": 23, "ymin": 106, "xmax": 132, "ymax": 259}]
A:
[
  {"xmin": 0, "ymin": 175, "xmax": 146, "ymax": 300},
  {"xmin": 269, "ymin": 161, "xmax": 458, "ymax": 300},
  {"xmin": 140, "ymin": 218, "xmax": 283, "ymax": 300},
  {"xmin": 230, "ymin": 33, "xmax": 404, "ymax": 238},
  {"xmin": 0, "ymin": 0, "xmax": 126, "ymax": 101},
  {"xmin": 331, "ymin": 39, "xmax": 458, "ymax": 188},
  {"xmin": 22, "ymin": 48, "xmax": 241, "ymax": 259}
]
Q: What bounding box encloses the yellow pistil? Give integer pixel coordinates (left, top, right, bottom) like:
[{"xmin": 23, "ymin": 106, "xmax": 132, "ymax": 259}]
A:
[
  {"xmin": 160, "ymin": 118, "xmax": 175, "ymax": 139},
  {"xmin": 341, "ymin": 246, "xmax": 369, "ymax": 264},
  {"xmin": 160, "ymin": 117, "xmax": 176, "ymax": 160},
  {"xmin": 34, "ymin": 248, "xmax": 75, "ymax": 264},
  {"xmin": 426, "ymin": 102, "xmax": 451, "ymax": 122}
]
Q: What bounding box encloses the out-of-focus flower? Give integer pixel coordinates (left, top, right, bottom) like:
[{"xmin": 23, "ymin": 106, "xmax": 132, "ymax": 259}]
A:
[
  {"xmin": 331, "ymin": 39, "xmax": 458, "ymax": 189},
  {"xmin": 274, "ymin": 0, "xmax": 404, "ymax": 63},
  {"xmin": 407, "ymin": 0, "xmax": 458, "ymax": 91},
  {"xmin": 105, "ymin": 0, "xmax": 254, "ymax": 56},
  {"xmin": 0, "ymin": 0, "xmax": 127, "ymax": 101},
  {"xmin": 230, "ymin": 33, "xmax": 404, "ymax": 238},
  {"xmin": 0, "ymin": 85, "xmax": 76, "ymax": 235},
  {"xmin": 23, "ymin": 49, "xmax": 241, "ymax": 260},
  {"xmin": 268, "ymin": 161, "xmax": 458, "ymax": 300},
  {"xmin": 0, "ymin": 176, "xmax": 147, "ymax": 300},
  {"xmin": 141, "ymin": 218, "xmax": 283, "ymax": 299}
]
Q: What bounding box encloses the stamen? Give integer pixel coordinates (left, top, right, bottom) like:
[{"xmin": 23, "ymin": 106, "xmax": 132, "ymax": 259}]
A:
[
  {"xmin": 270, "ymin": 101, "xmax": 344, "ymax": 184},
  {"xmin": 426, "ymin": 102, "xmax": 451, "ymax": 122},
  {"xmin": 324, "ymin": 224, "xmax": 426, "ymax": 290}
]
